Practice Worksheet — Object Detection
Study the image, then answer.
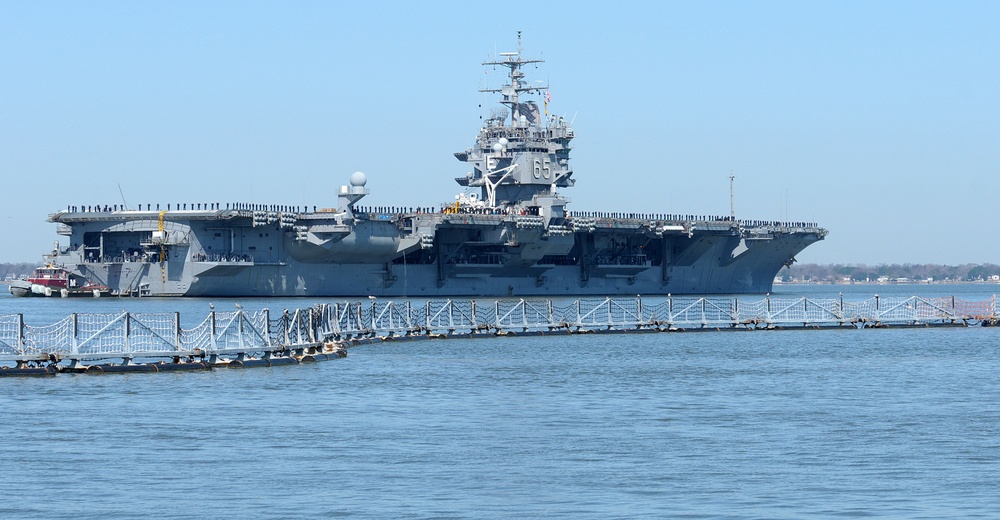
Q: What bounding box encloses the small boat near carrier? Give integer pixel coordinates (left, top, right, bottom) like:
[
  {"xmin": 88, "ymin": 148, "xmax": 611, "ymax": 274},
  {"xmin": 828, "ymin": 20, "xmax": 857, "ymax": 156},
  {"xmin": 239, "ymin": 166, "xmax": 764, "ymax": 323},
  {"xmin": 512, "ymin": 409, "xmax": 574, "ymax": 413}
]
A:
[{"xmin": 7, "ymin": 263, "xmax": 109, "ymax": 298}]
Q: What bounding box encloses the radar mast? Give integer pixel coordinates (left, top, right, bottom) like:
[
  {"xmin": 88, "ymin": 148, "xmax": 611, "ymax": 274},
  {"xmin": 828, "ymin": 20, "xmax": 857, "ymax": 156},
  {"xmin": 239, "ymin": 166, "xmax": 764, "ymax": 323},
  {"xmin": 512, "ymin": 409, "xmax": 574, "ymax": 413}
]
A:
[{"xmin": 480, "ymin": 31, "xmax": 547, "ymax": 128}]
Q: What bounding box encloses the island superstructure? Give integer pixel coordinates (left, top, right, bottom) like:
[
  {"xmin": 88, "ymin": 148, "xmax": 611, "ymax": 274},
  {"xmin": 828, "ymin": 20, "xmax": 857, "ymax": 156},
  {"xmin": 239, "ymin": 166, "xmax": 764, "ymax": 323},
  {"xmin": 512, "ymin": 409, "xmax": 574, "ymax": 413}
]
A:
[{"xmin": 16, "ymin": 34, "xmax": 826, "ymax": 297}]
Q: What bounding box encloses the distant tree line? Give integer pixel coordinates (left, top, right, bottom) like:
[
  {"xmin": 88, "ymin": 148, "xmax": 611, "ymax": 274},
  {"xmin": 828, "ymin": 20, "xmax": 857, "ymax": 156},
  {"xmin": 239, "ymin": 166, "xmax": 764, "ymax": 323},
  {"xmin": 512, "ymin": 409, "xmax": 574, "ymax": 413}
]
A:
[
  {"xmin": 782, "ymin": 263, "xmax": 1000, "ymax": 283},
  {"xmin": 1, "ymin": 262, "xmax": 40, "ymax": 281}
]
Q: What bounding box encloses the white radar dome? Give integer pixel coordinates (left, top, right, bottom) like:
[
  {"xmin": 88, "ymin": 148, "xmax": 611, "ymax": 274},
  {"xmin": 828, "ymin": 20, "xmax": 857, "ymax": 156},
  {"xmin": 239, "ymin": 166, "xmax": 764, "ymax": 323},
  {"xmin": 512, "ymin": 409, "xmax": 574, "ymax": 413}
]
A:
[
  {"xmin": 498, "ymin": 138, "xmax": 508, "ymax": 146},
  {"xmin": 350, "ymin": 171, "xmax": 368, "ymax": 187},
  {"xmin": 492, "ymin": 143, "xmax": 502, "ymax": 153}
]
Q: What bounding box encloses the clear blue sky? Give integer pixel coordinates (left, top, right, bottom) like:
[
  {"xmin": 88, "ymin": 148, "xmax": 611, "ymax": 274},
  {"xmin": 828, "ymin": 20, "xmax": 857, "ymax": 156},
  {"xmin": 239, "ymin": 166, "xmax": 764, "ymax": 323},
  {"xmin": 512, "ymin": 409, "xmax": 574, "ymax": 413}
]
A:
[{"xmin": 2, "ymin": 1, "xmax": 998, "ymax": 265}]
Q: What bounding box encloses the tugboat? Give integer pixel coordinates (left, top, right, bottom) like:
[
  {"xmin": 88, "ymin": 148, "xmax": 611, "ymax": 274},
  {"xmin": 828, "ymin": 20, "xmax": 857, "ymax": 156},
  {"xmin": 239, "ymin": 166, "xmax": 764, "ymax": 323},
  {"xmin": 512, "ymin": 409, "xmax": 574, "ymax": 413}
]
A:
[{"xmin": 8, "ymin": 263, "xmax": 108, "ymax": 297}]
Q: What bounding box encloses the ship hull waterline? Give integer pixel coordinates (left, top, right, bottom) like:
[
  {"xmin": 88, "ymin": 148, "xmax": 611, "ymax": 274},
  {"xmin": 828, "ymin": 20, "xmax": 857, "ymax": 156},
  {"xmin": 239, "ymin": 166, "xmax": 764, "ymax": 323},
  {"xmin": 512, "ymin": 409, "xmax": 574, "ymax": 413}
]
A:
[{"xmin": 52, "ymin": 232, "xmax": 820, "ymax": 297}]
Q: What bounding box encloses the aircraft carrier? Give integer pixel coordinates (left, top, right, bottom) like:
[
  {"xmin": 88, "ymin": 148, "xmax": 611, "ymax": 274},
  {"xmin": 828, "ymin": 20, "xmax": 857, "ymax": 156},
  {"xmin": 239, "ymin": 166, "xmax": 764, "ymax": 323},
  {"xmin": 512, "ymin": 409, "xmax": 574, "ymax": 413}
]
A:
[{"xmin": 16, "ymin": 34, "xmax": 826, "ymax": 298}]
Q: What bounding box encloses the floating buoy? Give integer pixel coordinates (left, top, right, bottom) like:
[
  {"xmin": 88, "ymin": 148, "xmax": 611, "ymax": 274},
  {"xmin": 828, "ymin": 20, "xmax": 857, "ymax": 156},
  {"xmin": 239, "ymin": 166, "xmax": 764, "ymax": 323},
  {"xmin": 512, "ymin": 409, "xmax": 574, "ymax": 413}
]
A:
[
  {"xmin": 89, "ymin": 364, "xmax": 157, "ymax": 374},
  {"xmin": 152, "ymin": 362, "xmax": 212, "ymax": 372},
  {"xmin": 0, "ymin": 366, "xmax": 57, "ymax": 377}
]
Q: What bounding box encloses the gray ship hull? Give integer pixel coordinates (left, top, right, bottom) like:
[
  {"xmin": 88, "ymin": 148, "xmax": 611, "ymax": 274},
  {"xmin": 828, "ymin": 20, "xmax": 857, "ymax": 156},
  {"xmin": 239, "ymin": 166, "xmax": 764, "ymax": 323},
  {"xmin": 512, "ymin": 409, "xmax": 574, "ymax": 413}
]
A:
[{"xmin": 41, "ymin": 208, "xmax": 821, "ymax": 297}]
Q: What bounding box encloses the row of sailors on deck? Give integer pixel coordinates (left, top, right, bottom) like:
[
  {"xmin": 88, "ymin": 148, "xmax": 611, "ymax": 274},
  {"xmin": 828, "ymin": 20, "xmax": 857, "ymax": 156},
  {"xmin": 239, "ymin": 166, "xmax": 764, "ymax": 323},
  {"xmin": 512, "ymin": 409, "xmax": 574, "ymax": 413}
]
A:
[
  {"xmin": 738, "ymin": 219, "xmax": 818, "ymax": 229},
  {"xmin": 566, "ymin": 212, "xmax": 817, "ymax": 229},
  {"xmin": 68, "ymin": 203, "xmax": 222, "ymax": 212},
  {"xmin": 353, "ymin": 206, "xmax": 435, "ymax": 214},
  {"xmin": 66, "ymin": 203, "xmax": 319, "ymax": 213},
  {"xmin": 66, "ymin": 203, "xmax": 540, "ymax": 216},
  {"xmin": 569, "ymin": 212, "xmax": 733, "ymax": 222},
  {"xmin": 352, "ymin": 206, "xmax": 536, "ymax": 216}
]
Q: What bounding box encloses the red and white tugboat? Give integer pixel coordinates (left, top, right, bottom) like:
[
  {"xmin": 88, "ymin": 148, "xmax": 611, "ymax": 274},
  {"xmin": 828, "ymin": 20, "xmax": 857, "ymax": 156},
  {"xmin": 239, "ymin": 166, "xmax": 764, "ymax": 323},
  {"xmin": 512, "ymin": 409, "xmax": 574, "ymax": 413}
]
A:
[{"xmin": 8, "ymin": 263, "xmax": 109, "ymax": 297}]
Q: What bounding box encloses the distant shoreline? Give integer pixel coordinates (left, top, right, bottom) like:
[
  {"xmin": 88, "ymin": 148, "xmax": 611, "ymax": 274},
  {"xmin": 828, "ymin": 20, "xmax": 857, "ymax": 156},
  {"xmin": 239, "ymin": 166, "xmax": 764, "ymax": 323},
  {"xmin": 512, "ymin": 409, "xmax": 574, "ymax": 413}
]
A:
[{"xmin": 775, "ymin": 280, "xmax": 1000, "ymax": 286}]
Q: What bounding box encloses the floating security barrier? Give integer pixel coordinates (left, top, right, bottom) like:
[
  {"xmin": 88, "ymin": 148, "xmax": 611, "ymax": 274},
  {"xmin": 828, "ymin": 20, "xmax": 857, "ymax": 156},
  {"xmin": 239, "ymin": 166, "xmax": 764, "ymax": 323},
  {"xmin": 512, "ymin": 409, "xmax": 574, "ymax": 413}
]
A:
[{"xmin": 1, "ymin": 295, "xmax": 998, "ymax": 377}]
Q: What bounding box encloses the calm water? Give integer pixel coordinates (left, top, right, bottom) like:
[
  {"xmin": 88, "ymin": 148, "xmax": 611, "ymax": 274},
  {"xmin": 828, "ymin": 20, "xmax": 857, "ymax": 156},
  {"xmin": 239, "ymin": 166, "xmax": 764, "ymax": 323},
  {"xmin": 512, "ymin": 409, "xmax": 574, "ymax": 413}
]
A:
[{"xmin": 2, "ymin": 285, "xmax": 999, "ymax": 518}]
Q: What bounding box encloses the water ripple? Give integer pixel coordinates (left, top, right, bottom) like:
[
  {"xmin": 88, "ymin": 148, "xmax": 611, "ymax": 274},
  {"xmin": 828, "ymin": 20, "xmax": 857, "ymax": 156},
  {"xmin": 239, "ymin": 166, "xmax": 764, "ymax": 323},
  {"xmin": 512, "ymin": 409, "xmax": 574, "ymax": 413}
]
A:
[{"xmin": 2, "ymin": 313, "xmax": 1000, "ymax": 518}]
